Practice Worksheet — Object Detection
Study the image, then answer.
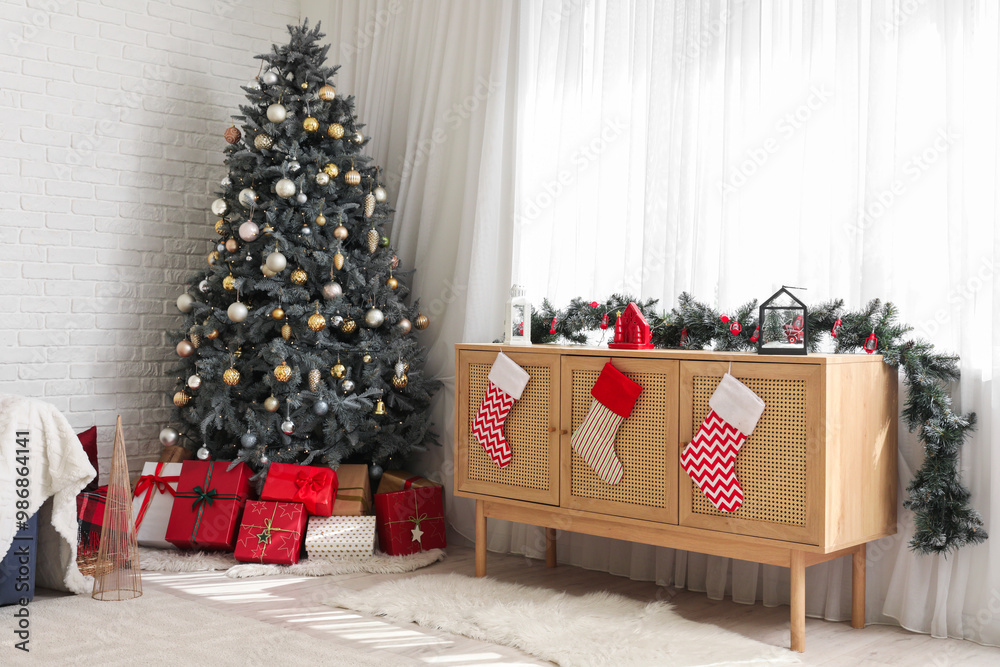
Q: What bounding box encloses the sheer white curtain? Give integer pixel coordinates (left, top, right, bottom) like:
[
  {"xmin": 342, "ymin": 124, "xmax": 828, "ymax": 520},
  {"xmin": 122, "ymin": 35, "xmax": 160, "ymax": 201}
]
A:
[{"xmin": 506, "ymin": 0, "xmax": 999, "ymax": 645}]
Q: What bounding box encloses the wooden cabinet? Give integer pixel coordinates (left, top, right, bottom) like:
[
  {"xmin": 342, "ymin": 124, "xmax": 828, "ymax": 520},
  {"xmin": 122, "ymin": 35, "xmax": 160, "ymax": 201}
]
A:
[{"xmin": 455, "ymin": 344, "xmax": 898, "ymax": 652}]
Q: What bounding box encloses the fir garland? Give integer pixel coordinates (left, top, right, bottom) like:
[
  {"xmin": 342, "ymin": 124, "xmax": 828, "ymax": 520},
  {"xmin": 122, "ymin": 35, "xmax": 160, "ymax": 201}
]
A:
[{"xmin": 530, "ymin": 293, "xmax": 986, "ymax": 555}]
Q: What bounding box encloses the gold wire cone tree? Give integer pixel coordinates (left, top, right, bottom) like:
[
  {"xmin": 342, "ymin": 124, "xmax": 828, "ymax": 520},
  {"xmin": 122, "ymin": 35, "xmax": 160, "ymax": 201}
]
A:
[{"xmin": 92, "ymin": 416, "xmax": 142, "ymax": 601}]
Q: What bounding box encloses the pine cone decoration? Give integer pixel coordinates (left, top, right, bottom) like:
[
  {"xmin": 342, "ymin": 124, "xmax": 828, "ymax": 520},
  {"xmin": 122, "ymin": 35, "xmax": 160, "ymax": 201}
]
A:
[
  {"xmin": 364, "ymin": 193, "xmax": 375, "ymax": 217},
  {"xmin": 308, "ymin": 368, "xmax": 321, "ymax": 392},
  {"xmin": 367, "ymin": 228, "xmax": 378, "ymax": 253},
  {"xmin": 281, "ymin": 323, "xmax": 292, "ymax": 341}
]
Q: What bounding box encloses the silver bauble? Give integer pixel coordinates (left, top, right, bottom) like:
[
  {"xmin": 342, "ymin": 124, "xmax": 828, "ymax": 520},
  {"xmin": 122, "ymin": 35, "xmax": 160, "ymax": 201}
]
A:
[
  {"xmin": 198, "ymin": 279, "xmax": 210, "ymax": 293},
  {"xmin": 159, "ymin": 427, "xmax": 179, "ymax": 446},
  {"xmin": 364, "ymin": 308, "xmax": 385, "ymax": 328},
  {"xmin": 238, "ymin": 188, "xmax": 257, "ymax": 207},
  {"xmin": 176, "ymin": 293, "xmax": 194, "ymax": 312},
  {"xmin": 264, "ymin": 396, "xmax": 280, "ymax": 412},
  {"xmin": 322, "ymin": 281, "xmax": 343, "ymax": 300},
  {"xmin": 301, "ymin": 226, "xmax": 311, "ymax": 236},
  {"xmin": 354, "ymin": 131, "xmax": 364, "ymax": 143},
  {"xmin": 240, "ymin": 432, "xmax": 257, "ymax": 448},
  {"xmin": 259, "ymin": 453, "xmax": 269, "ymax": 464},
  {"xmin": 216, "ymin": 242, "xmax": 226, "ymax": 253},
  {"xmin": 261, "ymin": 71, "xmax": 278, "ymax": 85},
  {"xmin": 266, "ymin": 103, "xmax": 287, "ymax": 123},
  {"xmin": 295, "ymin": 192, "xmax": 308, "ymax": 205},
  {"xmin": 196, "ymin": 446, "xmax": 210, "ymax": 460},
  {"xmin": 315, "ymin": 172, "xmax": 330, "ymax": 186},
  {"xmin": 331, "ymin": 315, "xmax": 344, "ymax": 327},
  {"xmin": 239, "ymin": 221, "xmax": 260, "ymax": 242},
  {"xmin": 221, "ymin": 175, "xmax": 232, "ymax": 187},
  {"xmin": 313, "ymin": 400, "xmax": 329, "ymax": 416},
  {"xmin": 275, "ymin": 178, "xmax": 296, "ymax": 198},
  {"xmin": 211, "ymin": 198, "xmax": 227, "ymax": 215},
  {"xmin": 341, "ymin": 379, "xmax": 355, "ymax": 393},
  {"xmin": 187, "ymin": 374, "xmax": 202, "ymax": 390},
  {"xmin": 281, "ymin": 419, "xmax": 295, "ymax": 435},
  {"xmin": 265, "ymin": 251, "xmax": 287, "ymax": 272},
  {"xmin": 395, "ymin": 318, "xmax": 412, "ymax": 334},
  {"xmin": 288, "ymin": 159, "xmax": 300, "ymax": 172},
  {"xmin": 227, "ymin": 301, "xmax": 248, "ymax": 322},
  {"xmin": 374, "ymin": 186, "xmax": 388, "ymax": 202}
]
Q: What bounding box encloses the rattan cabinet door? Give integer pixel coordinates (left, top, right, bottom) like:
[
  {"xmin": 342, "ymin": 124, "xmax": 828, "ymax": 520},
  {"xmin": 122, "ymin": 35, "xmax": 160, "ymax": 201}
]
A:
[
  {"xmin": 560, "ymin": 355, "xmax": 679, "ymax": 523},
  {"xmin": 456, "ymin": 349, "xmax": 561, "ymax": 505},
  {"xmin": 678, "ymin": 361, "xmax": 823, "ymax": 545}
]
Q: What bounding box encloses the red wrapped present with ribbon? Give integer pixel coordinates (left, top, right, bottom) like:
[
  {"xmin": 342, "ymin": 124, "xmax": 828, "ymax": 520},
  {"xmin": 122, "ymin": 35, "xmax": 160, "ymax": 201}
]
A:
[
  {"xmin": 234, "ymin": 501, "xmax": 307, "ymax": 565},
  {"xmin": 373, "ymin": 485, "xmax": 446, "ymax": 556},
  {"xmin": 259, "ymin": 462, "xmax": 337, "ymax": 517},
  {"xmin": 164, "ymin": 461, "xmax": 253, "ymax": 551},
  {"xmin": 130, "ymin": 461, "xmax": 181, "ymax": 549}
]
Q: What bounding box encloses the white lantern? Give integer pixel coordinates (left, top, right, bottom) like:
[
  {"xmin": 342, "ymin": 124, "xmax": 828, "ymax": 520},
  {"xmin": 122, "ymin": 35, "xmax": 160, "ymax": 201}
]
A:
[{"xmin": 503, "ymin": 285, "xmax": 531, "ymax": 346}]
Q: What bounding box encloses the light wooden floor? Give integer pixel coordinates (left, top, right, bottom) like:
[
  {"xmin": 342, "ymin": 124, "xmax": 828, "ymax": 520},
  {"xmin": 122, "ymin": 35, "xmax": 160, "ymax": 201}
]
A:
[{"xmin": 141, "ymin": 544, "xmax": 999, "ymax": 666}]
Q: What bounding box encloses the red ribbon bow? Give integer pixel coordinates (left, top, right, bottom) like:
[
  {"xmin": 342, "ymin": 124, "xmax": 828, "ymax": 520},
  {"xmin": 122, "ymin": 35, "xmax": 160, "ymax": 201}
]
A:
[
  {"xmin": 132, "ymin": 462, "xmax": 179, "ymax": 530},
  {"xmin": 294, "ymin": 470, "xmax": 329, "ymax": 506}
]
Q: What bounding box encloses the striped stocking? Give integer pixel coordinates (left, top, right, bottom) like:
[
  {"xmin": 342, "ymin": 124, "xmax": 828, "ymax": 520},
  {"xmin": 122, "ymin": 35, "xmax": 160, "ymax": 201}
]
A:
[
  {"xmin": 570, "ymin": 362, "xmax": 642, "ymax": 485},
  {"xmin": 472, "ymin": 352, "xmax": 530, "ymax": 468},
  {"xmin": 680, "ymin": 373, "xmax": 765, "ymax": 513}
]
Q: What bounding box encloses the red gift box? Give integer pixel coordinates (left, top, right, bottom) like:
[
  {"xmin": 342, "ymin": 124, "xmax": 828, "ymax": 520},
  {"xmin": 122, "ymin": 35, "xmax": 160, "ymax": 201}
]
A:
[
  {"xmin": 260, "ymin": 463, "xmax": 337, "ymax": 516},
  {"xmin": 374, "ymin": 485, "xmax": 447, "ymax": 556},
  {"xmin": 165, "ymin": 461, "xmax": 253, "ymax": 551},
  {"xmin": 234, "ymin": 501, "xmax": 307, "ymax": 565}
]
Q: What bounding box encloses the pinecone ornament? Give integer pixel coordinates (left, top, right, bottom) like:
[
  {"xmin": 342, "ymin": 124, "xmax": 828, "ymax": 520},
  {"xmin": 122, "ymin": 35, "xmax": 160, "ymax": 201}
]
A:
[
  {"xmin": 367, "ymin": 228, "xmax": 379, "ymax": 253},
  {"xmin": 364, "ymin": 193, "xmax": 375, "ymax": 217},
  {"xmin": 308, "ymin": 368, "xmax": 321, "ymax": 392}
]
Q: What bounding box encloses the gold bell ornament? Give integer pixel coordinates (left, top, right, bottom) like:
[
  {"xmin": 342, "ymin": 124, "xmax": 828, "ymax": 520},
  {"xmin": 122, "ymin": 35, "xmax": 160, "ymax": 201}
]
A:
[{"xmin": 373, "ymin": 396, "xmax": 387, "ymax": 415}]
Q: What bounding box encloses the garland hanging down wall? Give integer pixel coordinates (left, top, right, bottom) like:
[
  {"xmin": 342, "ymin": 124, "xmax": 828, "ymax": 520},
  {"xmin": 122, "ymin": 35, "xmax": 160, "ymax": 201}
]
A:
[{"xmin": 528, "ymin": 293, "xmax": 986, "ymax": 555}]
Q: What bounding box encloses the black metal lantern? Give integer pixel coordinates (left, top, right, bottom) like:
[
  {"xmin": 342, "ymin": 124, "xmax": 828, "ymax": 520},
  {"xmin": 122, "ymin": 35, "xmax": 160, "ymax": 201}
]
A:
[{"xmin": 757, "ymin": 286, "xmax": 808, "ymax": 355}]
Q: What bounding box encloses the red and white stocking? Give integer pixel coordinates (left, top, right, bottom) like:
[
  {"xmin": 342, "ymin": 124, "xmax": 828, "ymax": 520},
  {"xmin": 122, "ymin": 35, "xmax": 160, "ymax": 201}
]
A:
[
  {"xmin": 680, "ymin": 373, "xmax": 765, "ymax": 513},
  {"xmin": 471, "ymin": 352, "xmax": 530, "ymax": 468},
  {"xmin": 570, "ymin": 362, "xmax": 642, "ymax": 485}
]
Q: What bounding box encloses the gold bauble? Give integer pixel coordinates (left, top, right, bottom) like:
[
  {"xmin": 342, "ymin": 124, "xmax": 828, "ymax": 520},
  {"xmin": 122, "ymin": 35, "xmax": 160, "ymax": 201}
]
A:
[
  {"xmin": 308, "ymin": 368, "xmax": 321, "ymax": 392},
  {"xmin": 364, "ymin": 193, "xmax": 375, "ymax": 217},
  {"xmin": 271, "ymin": 307, "xmax": 285, "ymax": 320},
  {"xmin": 414, "ymin": 313, "xmax": 429, "ymax": 330},
  {"xmin": 333, "ymin": 252, "xmax": 345, "ymax": 270},
  {"xmin": 315, "ymin": 214, "xmax": 327, "ymax": 226},
  {"xmin": 281, "ymin": 323, "xmax": 292, "ymax": 340},
  {"xmin": 290, "ymin": 268, "xmax": 308, "ymax": 285},
  {"xmin": 363, "ymin": 354, "xmax": 373, "ymax": 363},
  {"xmin": 323, "ymin": 163, "xmax": 339, "ymax": 177},
  {"xmin": 173, "ymin": 391, "xmax": 190, "ymax": 407},
  {"xmin": 264, "ymin": 395, "xmax": 279, "ymax": 412},
  {"xmin": 274, "ymin": 362, "xmax": 292, "ymax": 382},
  {"xmin": 344, "ymin": 169, "xmax": 361, "ymax": 186},
  {"xmin": 366, "ymin": 228, "xmax": 379, "ymax": 253},
  {"xmin": 327, "ymin": 123, "xmax": 344, "ymax": 139},
  {"xmin": 254, "ymin": 133, "xmax": 273, "ymax": 150},
  {"xmin": 392, "ymin": 374, "xmax": 408, "ymax": 389},
  {"xmin": 208, "ymin": 250, "xmax": 221, "ymax": 265},
  {"xmin": 222, "ymin": 275, "xmax": 236, "ymax": 291},
  {"xmin": 303, "ymin": 117, "xmax": 319, "ymax": 133},
  {"xmin": 331, "ymin": 362, "xmax": 345, "ymax": 379},
  {"xmin": 308, "ymin": 311, "xmax": 327, "ymax": 332},
  {"xmin": 300, "ymin": 81, "xmax": 308, "ymax": 90},
  {"xmin": 214, "ymin": 219, "xmax": 226, "ymax": 235},
  {"xmin": 223, "ymin": 367, "xmax": 240, "ymax": 386},
  {"xmin": 233, "ymin": 347, "xmax": 242, "ymax": 358},
  {"xmin": 318, "ymin": 84, "xmax": 336, "ymax": 101},
  {"xmin": 340, "ymin": 318, "xmax": 357, "ymax": 333},
  {"xmin": 225, "ymin": 238, "xmax": 239, "ymax": 253},
  {"xmin": 206, "ymin": 328, "xmax": 219, "ymax": 340},
  {"xmin": 333, "ymin": 225, "xmax": 348, "ymax": 240},
  {"xmin": 386, "ymin": 276, "xmax": 398, "ymax": 290}
]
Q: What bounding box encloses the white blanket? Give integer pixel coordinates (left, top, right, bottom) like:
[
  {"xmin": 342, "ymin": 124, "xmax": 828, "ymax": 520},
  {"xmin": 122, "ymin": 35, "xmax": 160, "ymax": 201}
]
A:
[{"xmin": 0, "ymin": 395, "xmax": 95, "ymax": 594}]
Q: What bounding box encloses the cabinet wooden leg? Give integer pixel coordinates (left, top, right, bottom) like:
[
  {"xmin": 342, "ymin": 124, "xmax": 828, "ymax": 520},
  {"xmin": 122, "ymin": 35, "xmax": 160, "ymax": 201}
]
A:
[
  {"xmin": 475, "ymin": 500, "xmax": 487, "ymax": 578},
  {"xmin": 790, "ymin": 550, "xmax": 805, "ymax": 653},
  {"xmin": 852, "ymin": 544, "xmax": 866, "ymax": 629},
  {"xmin": 545, "ymin": 528, "xmax": 557, "ymax": 568}
]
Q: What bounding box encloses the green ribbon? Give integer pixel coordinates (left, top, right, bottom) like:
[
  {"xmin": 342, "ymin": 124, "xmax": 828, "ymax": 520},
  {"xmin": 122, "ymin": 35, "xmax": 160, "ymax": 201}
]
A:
[
  {"xmin": 189, "ymin": 485, "xmax": 217, "ymax": 508},
  {"xmin": 174, "ymin": 465, "xmax": 245, "ymax": 546}
]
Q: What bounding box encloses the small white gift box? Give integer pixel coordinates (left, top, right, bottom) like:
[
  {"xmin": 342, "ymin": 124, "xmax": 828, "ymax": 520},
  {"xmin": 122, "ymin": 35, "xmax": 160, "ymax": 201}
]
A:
[{"xmin": 305, "ymin": 515, "xmax": 377, "ymax": 559}]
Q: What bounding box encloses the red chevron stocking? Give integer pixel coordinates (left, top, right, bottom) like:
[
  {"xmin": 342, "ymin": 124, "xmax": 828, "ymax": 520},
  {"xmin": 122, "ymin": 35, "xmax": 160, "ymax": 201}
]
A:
[
  {"xmin": 472, "ymin": 352, "xmax": 530, "ymax": 468},
  {"xmin": 680, "ymin": 373, "xmax": 765, "ymax": 513}
]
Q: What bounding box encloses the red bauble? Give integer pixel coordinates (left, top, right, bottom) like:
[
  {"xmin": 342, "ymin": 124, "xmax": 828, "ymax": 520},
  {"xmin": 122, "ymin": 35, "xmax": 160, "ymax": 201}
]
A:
[
  {"xmin": 831, "ymin": 318, "xmax": 842, "ymax": 338},
  {"xmin": 600, "ymin": 314, "xmax": 609, "ymax": 330},
  {"xmin": 589, "ymin": 301, "xmax": 599, "ymax": 308},
  {"xmin": 224, "ymin": 126, "xmax": 242, "ymax": 144},
  {"xmin": 864, "ymin": 331, "xmax": 878, "ymax": 354},
  {"xmin": 729, "ymin": 320, "xmax": 742, "ymax": 335},
  {"xmin": 719, "ymin": 314, "xmax": 730, "ymax": 323},
  {"xmin": 750, "ymin": 326, "xmax": 759, "ymax": 343},
  {"xmin": 549, "ymin": 317, "xmax": 557, "ymax": 335}
]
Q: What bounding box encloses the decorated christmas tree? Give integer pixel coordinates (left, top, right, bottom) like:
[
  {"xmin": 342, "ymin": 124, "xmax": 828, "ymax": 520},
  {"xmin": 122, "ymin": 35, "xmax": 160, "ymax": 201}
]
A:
[{"xmin": 161, "ymin": 21, "xmax": 439, "ymax": 477}]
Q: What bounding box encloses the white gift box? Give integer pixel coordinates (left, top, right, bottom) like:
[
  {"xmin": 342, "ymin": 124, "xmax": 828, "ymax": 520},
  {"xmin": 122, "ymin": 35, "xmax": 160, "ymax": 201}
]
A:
[
  {"xmin": 131, "ymin": 461, "xmax": 182, "ymax": 549},
  {"xmin": 305, "ymin": 515, "xmax": 377, "ymax": 559}
]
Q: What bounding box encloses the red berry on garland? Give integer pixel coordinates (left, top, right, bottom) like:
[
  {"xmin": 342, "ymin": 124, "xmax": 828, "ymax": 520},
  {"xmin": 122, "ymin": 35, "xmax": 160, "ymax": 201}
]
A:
[
  {"xmin": 750, "ymin": 326, "xmax": 759, "ymax": 343},
  {"xmin": 729, "ymin": 320, "xmax": 742, "ymax": 335},
  {"xmin": 864, "ymin": 330, "xmax": 878, "ymax": 354},
  {"xmin": 600, "ymin": 314, "xmax": 609, "ymax": 330},
  {"xmin": 719, "ymin": 314, "xmax": 730, "ymax": 323},
  {"xmin": 831, "ymin": 318, "xmax": 842, "ymax": 338},
  {"xmin": 224, "ymin": 126, "xmax": 241, "ymax": 144},
  {"xmin": 549, "ymin": 317, "xmax": 557, "ymax": 334}
]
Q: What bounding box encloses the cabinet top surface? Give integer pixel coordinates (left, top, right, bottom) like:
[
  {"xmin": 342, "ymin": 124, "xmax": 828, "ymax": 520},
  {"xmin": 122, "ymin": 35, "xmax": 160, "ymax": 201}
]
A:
[{"xmin": 455, "ymin": 343, "xmax": 884, "ymax": 365}]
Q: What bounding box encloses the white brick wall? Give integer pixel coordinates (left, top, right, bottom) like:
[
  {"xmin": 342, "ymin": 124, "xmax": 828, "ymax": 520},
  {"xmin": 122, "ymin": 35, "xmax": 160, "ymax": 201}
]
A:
[{"xmin": 0, "ymin": 0, "xmax": 302, "ymax": 480}]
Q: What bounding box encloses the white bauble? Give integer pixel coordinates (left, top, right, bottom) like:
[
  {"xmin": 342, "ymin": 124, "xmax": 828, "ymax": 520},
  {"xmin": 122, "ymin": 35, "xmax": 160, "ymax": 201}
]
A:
[
  {"xmin": 239, "ymin": 221, "xmax": 260, "ymax": 242},
  {"xmin": 176, "ymin": 293, "xmax": 194, "ymax": 313},
  {"xmin": 227, "ymin": 301, "xmax": 248, "ymax": 322},
  {"xmin": 265, "ymin": 251, "xmax": 287, "ymax": 272},
  {"xmin": 275, "ymin": 178, "xmax": 296, "ymax": 198},
  {"xmin": 295, "ymin": 192, "xmax": 307, "ymax": 205},
  {"xmin": 266, "ymin": 103, "xmax": 287, "ymax": 123},
  {"xmin": 322, "ymin": 281, "xmax": 343, "ymax": 300},
  {"xmin": 373, "ymin": 186, "xmax": 387, "ymax": 202},
  {"xmin": 238, "ymin": 188, "xmax": 257, "ymax": 207},
  {"xmin": 210, "ymin": 198, "xmax": 227, "ymax": 215},
  {"xmin": 187, "ymin": 374, "xmax": 202, "ymax": 389},
  {"xmin": 159, "ymin": 427, "xmax": 179, "ymax": 446},
  {"xmin": 261, "ymin": 71, "xmax": 278, "ymax": 85}
]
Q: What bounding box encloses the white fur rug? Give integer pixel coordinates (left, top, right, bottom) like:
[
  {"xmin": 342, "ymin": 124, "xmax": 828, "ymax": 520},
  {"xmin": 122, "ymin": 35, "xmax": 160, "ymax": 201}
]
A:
[
  {"xmin": 138, "ymin": 546, "xmax": 445, "ymax": 578},
  {"xmin": 326, "ymin": 573, "xmax": 801, "ymax": 667}
]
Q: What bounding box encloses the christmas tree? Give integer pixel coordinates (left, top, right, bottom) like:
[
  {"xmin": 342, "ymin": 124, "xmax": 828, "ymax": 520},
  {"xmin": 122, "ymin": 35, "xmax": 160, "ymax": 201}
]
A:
[{"xmin": 162, "ymin": 21, "xmax": 439, "ymax": 477}]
